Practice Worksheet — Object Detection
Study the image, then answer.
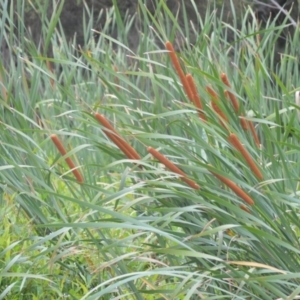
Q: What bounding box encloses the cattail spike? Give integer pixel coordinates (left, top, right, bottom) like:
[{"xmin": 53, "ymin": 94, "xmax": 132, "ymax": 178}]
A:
[
  {"xmin": 240, "ymin": 116, "xmax": 248, "ymax": 131},
  {"xmin": 240, "ymin": 204, "xmax": 251, "ymax": 213},
  {"xmin": 148, "ymin": 147, "xmax": 200, "ymax": 190},
  {"xmin": 50, "ymin": 134, "xmax": 84, "ymax": 184},
  {"xmin": 186, "ymin": 74, "xmax": 206, "ymax": 121},
  {"xmin": 228, "ymin": 133, "xmax": 263, "ymax": 180},
  {"xmin": 209, "ymin": 165, "xmax": 255, "ymax": 206},
  {"xmin": 247, "ymin": 120, "xmax": 260, "ymax": 147},
  {"xmin": 94, "ymin": 113, "xmax": 140, "ymax": 160},
  {"xmin": 207, "ymin": 86, "xmax": 228, "ymax": 128},
  {"xmin": 165, "ymin": 41, "xmax": 194, "ymax": 101},
  {"xmin": 221, "ymin": 73, "xmax": 240, "ymax": 112}
]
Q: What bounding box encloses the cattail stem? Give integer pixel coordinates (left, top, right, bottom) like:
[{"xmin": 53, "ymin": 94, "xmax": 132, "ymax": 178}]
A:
[
  {"xmin": 165, "ymin": 41, "xmax": 194, "ymax": 101},
  {"xmin": 209, "ymin": 166, "xmax": 255, "ymax": 206},
  {"xmin": 94, "ymin": 113, "xmax": 140, "ymax": 160},
  {"xmin": 50, "ymin": 134, "xmax": 84, "ymax": 184},
  {"xmin": 186, "ymin": 74, "xmax": 206, "ymax": 121},
  {"xmin": 148, "ymin": 147, "xmax": 200, "ymax": 190},
  {"xmin": 228, "ymin": 133, "xmax": 263, "ymax": 180},
  {"xmin": 46, "ymin": 60, "xmax": 55, "ymax": 88}
]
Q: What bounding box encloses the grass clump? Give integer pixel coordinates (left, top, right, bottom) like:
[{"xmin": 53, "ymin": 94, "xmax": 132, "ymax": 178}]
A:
[{"xmin": 0, "ymin": 0, "xmax": 300, "ymax": 299}]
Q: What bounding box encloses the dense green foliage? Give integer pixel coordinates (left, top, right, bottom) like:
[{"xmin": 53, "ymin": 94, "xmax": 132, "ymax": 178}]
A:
[{"xmin": 0, "ymin": 0, "xmax": 300, "ymax": 299}]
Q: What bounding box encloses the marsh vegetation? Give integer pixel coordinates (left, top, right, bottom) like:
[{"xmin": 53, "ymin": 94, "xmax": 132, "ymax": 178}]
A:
[{"xmin": 0, "ymin": 0, "xmax": 300, "ymax": 299}]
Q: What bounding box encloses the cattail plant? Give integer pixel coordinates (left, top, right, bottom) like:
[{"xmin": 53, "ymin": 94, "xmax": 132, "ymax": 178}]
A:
[
  {"xmin": 228, "ymin": 133, "xmax": 263, "ymax": 180},
  {"xmin": 209, "ymin": 165, "xmax": 255, "ymax": 206},
  {"xmin": 94, "ymin": 112, "xmax": 140, "ymax": 160},
  {"xmin": 50, "ymin": 134, "xmax": 84, "ymax": 184},
  {"xmin": 147, "ymin": 146, "xmax": 200, "ymax": 190},
  {"xmin": 3, "ymin": 3, "xmax": 300, "ymax": 298}
]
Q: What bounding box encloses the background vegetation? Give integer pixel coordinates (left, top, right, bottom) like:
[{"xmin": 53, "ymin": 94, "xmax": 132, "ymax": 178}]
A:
[{"xmin": 0, "ymin": 0, "xmax": 300, "ymax": 299}]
